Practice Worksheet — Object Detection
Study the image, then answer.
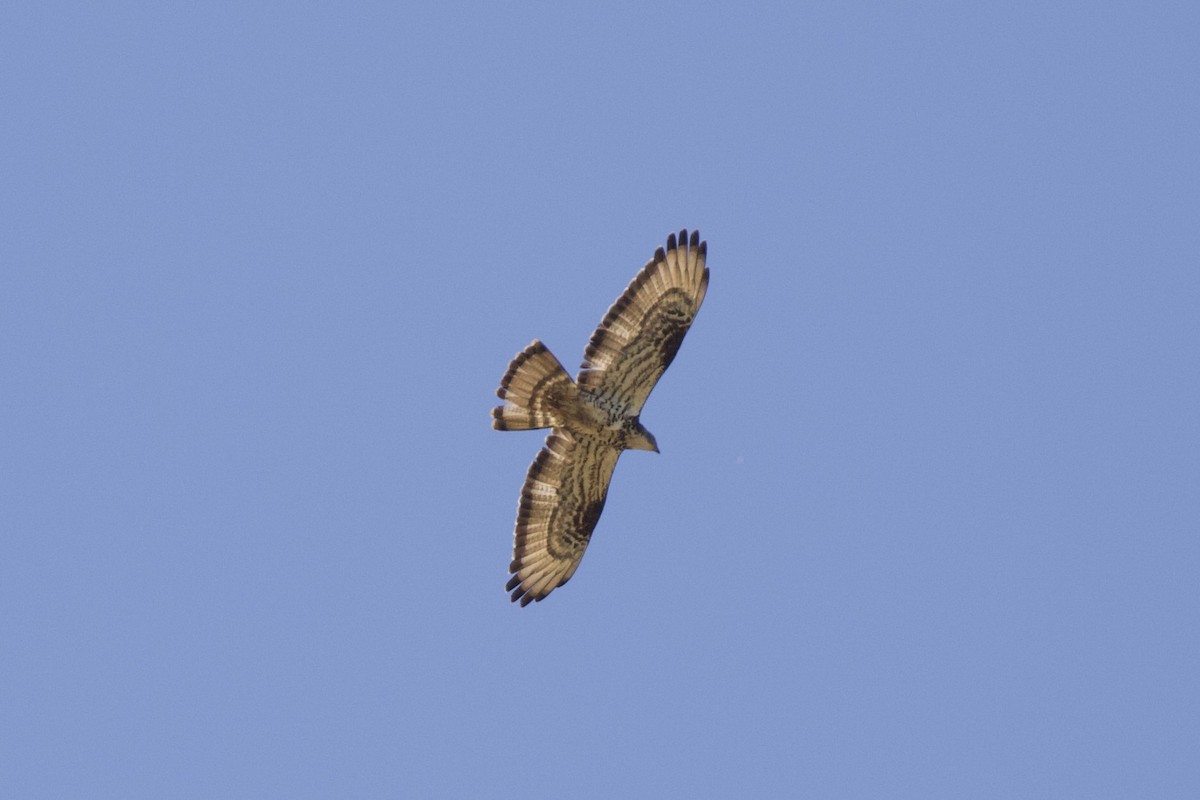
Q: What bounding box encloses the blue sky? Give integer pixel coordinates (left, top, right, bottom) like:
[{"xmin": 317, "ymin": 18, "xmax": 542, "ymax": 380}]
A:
[{"xmin": 3, "ymin": 2, "xmax": 1198, "ymax": 797}]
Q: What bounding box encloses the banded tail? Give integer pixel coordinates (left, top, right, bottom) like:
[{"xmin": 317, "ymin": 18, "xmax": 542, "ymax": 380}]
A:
[{"xmin": 492, "ymin": 340, "xmax": 577, "ymax": 431}]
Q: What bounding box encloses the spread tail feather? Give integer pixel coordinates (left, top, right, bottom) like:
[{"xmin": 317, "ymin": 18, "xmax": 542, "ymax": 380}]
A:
[{"xmin": 492, "ymin": 340, "xmax": 577, "ymax": 431}]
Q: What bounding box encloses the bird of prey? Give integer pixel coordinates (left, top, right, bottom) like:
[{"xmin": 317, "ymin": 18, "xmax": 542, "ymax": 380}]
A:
[{"xmin": 492, "ymin": 229, "xmax": 709, "ymax": 606}]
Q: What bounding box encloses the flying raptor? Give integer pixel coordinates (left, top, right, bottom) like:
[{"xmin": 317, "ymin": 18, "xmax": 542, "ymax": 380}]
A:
[{"xmin": 492, "ymin": 229, "xmax": 709, "ymax": 605}]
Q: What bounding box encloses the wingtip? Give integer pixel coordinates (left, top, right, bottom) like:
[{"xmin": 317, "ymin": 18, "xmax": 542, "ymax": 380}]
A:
[
  {"xmin": 666, "ymin": 229, "xmax": 702, "ymax": 254},
  {"xmin": 509, "ymin": 587, "xmax": 537, "ymax": 607}
]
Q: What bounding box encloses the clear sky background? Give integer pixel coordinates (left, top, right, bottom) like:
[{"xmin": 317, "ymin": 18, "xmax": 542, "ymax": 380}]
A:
[{"xmin": 3, "ymin": 3, "xmax": 1198, "ymax": 798}]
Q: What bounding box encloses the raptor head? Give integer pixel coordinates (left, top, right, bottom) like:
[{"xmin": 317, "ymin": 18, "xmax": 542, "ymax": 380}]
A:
[{"xmin": 625, "ymin": 420, "xmax": 659, "ymax": 453}]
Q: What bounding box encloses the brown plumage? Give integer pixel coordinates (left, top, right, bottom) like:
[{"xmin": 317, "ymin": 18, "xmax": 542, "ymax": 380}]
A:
[{"xmin": 492, "ymin": 230, "xmax": 709, "ymax": 606}]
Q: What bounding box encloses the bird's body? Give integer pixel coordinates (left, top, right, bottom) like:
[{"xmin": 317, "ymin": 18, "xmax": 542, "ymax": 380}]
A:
[{"xmin": 492, "ymin": 230, "xmax": 709, "ymax": 605}]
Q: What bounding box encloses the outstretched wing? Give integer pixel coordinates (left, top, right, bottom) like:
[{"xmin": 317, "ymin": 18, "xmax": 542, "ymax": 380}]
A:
[
  {"xmin": 506, "ymin": 430, "xmax": 621, "ymax": 606},
  {"xmin": 577, "ymin": 229, "xmax": 709, "ymax": 415}
]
